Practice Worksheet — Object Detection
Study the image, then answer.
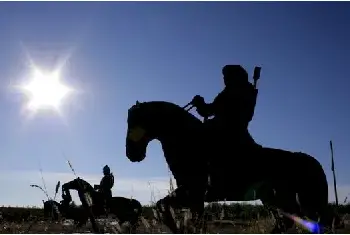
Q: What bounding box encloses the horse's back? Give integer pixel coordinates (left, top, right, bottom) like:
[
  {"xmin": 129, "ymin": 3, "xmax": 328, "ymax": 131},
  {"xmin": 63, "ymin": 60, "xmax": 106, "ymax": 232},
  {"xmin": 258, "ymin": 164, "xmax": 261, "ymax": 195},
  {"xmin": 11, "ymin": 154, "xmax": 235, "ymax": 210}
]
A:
[
  {"xmin": 111, "ymin": 196, "xmax": 142, "ymax": 212},
  {"xmin": 255, "ymin": 147, "xmax": 325, "ymax": 182},
  {"xmin": 261, "ymin": 147, "xmax": 322, "ymax": 167},
  {"xmin": 110, "ymin": 197, "xmax": 142, "ymax": 224},
  {"xmin": 213, "ymin": 146, "xmax": 322, "ymax": 185}
]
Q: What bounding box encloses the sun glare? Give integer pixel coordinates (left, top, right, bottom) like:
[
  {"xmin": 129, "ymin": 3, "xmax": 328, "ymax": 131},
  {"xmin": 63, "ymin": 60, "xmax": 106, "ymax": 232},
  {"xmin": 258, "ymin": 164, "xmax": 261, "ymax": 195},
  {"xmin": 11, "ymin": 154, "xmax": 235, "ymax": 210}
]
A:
[{"xmin": 19, "ymin": 67, "xmax": 73, "ymax": 113}]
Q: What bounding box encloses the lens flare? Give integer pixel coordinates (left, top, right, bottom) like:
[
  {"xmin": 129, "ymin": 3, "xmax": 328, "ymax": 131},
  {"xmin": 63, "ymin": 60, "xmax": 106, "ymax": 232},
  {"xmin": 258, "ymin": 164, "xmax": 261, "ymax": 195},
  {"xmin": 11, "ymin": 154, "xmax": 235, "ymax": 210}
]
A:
[{"xmin": 281, "ymin": 211, "xmax": 322, "ymax": 233}]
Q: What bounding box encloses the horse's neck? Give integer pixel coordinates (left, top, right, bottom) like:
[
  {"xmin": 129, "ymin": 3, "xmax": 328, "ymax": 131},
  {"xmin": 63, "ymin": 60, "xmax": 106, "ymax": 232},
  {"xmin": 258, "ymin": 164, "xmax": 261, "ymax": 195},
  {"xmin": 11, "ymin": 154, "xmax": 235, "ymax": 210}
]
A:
[
  {"xmin": 143, "ymin": 101, "xmax": 203, "ymax": 172},
  {"xmin": 157, "ymin": 119, "xmax": 204, "ymax": 182},
  {"xmin": 78, "ymin": 179, "xmax": 92, "ymax": 190},
  {"xmin": 149, "ymin": 101, "xmax": 202, "ymax": 138}
]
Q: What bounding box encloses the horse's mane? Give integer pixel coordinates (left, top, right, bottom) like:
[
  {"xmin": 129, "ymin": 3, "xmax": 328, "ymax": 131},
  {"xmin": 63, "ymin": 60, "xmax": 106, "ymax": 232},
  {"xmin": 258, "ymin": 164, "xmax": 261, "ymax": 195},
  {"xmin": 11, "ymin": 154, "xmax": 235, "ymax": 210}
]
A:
[
  {"xmin": 130, "ymin": 100, "xmax": 202, "ymax": 126},
  {"xmin": 75, "ymin": 178, "xmax": 94, "ymax": 191}
]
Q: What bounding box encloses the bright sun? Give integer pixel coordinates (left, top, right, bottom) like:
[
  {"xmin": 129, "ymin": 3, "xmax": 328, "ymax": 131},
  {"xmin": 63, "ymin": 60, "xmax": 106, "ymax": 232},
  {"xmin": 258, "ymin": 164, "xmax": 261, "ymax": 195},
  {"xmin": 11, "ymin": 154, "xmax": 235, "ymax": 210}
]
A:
[{"xmin": 19, "ymin": 67, "xmax": 73, "ymax": 112}]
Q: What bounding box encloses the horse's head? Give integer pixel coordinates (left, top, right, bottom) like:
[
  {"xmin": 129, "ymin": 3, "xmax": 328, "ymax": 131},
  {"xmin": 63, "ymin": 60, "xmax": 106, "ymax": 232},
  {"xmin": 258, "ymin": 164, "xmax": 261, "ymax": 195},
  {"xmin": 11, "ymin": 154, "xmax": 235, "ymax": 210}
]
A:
[
  {"xmin": 43, "ymin": 199, "xmax": 61, "ymax": 220},
  {"xmin": 63, "ymin": 178, "xmax": 93, "ymax": 192},
  {"xmin": 126, "ymin": 101, "xmax": 160, "ymax": 162},
  {"xmin": 126, "ymin": 100, "xmax": 202, "ymax": 163},
  {"xmin": 62, "ymin": 178, "xmax": 95, "ymax": 203}
]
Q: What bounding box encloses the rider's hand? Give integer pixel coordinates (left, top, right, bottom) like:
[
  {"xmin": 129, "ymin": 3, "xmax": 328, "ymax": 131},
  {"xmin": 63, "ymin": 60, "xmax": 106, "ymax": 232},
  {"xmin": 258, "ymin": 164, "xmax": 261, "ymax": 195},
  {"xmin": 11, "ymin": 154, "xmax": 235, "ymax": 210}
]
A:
[{"xmin": 191, "ymin": 95, "xmax": 205, "ymax": 107}]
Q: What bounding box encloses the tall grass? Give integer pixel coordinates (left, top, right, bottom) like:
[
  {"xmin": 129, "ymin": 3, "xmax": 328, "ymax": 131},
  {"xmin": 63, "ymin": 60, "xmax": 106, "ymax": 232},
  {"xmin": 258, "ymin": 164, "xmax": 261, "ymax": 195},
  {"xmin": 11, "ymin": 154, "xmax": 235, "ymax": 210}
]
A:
[{"xmin": 20, "ymin": 154, "xmax": 349, "ymax": 233}]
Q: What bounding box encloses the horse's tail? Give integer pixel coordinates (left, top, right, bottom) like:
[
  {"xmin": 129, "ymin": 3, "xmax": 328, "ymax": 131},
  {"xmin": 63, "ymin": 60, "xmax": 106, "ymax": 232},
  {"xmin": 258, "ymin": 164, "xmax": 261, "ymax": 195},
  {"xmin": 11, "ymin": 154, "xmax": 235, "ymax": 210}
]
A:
[
  {"xmin": 131, "ymin": 198, "xmax": 143, "ymax": 220},
  {"xmin": 303, "ymin": 153, "xmax": 344, "ymax": 229},
  {"xmin": 294, "ymin": 152, "xmax": 330, "ymax": 226}
]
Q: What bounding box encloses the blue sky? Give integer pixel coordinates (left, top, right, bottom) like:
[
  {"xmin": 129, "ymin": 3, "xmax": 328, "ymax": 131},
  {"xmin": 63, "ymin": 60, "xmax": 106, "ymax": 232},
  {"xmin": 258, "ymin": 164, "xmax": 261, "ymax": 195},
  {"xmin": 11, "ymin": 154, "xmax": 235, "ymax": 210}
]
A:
[{"xmin": 0, "ymin": 2, "xmax": 349, "ymax": 206}]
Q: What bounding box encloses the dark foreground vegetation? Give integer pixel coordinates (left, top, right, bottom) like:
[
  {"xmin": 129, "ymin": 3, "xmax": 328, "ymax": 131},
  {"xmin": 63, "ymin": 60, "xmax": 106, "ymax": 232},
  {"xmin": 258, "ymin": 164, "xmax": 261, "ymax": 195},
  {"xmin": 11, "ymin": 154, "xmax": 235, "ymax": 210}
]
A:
[
  {"xmin": 0, "ymin": 202, "xmax": 350, "ymax": 233},
  {"xmin": 1, "ymin": 202, "xmax": 349, "ymax": 222}
]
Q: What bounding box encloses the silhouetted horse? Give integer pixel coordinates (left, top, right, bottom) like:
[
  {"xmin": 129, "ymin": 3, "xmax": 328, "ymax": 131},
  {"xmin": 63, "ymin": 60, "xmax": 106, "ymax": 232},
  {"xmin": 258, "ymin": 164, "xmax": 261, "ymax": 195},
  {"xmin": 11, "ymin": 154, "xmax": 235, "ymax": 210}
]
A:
[
  {"xmin": 125, "ymin": 100, "xmax": 337, "ymax": 233},
  {"xmin": 59, "ymin": 178, "xmax": 142, "ymax": 229},
  {"xmin": 43, "ymin": 199, "xmax": 88, "ymax": 226}
]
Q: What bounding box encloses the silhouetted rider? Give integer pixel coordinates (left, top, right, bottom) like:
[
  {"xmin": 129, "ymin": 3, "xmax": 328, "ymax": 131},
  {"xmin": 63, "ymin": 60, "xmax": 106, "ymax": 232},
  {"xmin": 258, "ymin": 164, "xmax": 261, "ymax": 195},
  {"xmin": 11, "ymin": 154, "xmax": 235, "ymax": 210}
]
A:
[
  {"xmin": 94, "ymin": 165, "xmax": 114, "ymax": 209},
  {"xmin": 191, "ymin": 65, "xmax": 257, "ymax": 152}
]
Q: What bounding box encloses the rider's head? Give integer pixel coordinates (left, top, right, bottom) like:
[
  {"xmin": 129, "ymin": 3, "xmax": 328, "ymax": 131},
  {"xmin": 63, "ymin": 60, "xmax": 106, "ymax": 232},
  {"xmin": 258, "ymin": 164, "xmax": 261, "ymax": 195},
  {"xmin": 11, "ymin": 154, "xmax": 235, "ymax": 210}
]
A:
[
  {"xmin": 103, "ymin": 165, "xmax": 111, "ymax": 175},
  {"xmin": 222, "ymin": 65, "xmax": 248, "ymax": 87}
]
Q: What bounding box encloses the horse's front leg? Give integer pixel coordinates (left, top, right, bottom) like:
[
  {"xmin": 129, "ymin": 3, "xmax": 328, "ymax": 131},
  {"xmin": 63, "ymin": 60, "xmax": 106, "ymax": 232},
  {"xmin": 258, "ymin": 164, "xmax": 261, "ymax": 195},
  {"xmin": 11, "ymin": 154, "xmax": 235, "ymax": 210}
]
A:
[
  {"xmin": 156, "ymin": 188, "xmax": 184, "ymax": 233},
  {"xmin": 156, "ymin": 185, "xmax": 205, "ymax": 233}
]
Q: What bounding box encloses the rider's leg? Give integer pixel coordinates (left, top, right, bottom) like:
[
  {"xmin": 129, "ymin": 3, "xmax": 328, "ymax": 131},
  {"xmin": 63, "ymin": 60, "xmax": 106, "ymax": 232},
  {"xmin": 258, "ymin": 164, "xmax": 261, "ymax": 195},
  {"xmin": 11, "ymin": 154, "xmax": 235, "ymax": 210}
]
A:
[
  {"xmin": 101, "ymin": 191, "xmax": 109, "ymax": 214},
  {"xmin": 202, "ymin": 119, "xmax": 222, "ymax": 176},
  {"xmin": 105, "ymin": 190, "xmax": 112, "ymax": 213}
]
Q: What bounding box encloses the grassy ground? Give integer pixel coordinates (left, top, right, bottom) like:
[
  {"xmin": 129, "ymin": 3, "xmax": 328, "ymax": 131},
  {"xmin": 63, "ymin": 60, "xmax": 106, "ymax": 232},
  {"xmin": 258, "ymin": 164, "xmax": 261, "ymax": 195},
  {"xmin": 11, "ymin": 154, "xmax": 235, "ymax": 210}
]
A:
[
  {"xmin": 0, "ymin": 219, "xmax": 274, "ymax": 233},
  {"xmin": 1, "ymin": 203, "xmax": 350, "ymax": 233}
]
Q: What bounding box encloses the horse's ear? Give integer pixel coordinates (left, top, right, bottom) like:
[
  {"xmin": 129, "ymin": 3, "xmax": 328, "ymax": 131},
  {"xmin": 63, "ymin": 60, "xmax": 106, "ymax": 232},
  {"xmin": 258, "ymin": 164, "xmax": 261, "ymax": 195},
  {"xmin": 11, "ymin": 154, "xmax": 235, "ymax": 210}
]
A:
[
  {"xmin": 136, "ymin": 100, "xmax": 140, "ymax": 105},
  {"xmin": 55, "ymin": 181, "xmax": 61, "ymax": 194}
]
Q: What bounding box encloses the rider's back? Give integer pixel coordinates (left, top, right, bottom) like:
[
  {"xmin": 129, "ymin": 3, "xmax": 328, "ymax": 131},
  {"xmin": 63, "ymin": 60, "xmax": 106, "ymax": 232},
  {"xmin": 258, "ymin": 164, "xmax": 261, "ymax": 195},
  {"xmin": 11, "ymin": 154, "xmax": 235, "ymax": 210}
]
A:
[
  {"xmin": 100, "ymin": 173, "xmax": 114, "ymax": 192},
  {"xmin": 212, "ymin": 81, "xmax": 256, "ymax": 130}
]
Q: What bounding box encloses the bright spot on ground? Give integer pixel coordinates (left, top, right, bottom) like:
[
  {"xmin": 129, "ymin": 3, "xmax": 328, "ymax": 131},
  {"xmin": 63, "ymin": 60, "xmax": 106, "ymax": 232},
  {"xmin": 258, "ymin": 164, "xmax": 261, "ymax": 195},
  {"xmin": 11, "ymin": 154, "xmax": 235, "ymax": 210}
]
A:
[{"xmin": 18, "ymin": 67, "xmax": 73, "ymax": 113}]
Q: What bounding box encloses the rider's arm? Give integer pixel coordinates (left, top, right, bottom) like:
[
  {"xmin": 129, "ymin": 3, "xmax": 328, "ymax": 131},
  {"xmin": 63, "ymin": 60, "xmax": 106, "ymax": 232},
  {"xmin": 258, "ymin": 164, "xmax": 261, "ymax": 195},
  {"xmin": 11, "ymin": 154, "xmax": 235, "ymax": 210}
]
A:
[
  {"xmin": 196, "ymin": 102, "xmax": 215, "ymax": 118},
  {"xmin": 196, "ymin": 90, "xmax": 227, "ymax": 118}
]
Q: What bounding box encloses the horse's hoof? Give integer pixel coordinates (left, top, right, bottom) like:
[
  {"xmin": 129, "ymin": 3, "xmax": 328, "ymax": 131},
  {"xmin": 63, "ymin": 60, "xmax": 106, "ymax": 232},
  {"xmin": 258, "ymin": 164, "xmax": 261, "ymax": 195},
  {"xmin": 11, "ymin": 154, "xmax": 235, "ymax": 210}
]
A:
[
  {"xmin": 271, "ymin": 225, "xmax": 285, "ymax": 234},
  {"xmin": 333, "ymin": 218, "xmax": 345, "ymax": 229}
]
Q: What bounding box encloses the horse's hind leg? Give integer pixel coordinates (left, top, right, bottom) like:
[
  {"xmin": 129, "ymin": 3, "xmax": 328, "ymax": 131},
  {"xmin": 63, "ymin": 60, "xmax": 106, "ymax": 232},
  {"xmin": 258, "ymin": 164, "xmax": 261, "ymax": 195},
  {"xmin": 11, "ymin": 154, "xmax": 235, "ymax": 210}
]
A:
[
  {"xmin": 260, "ymin": 184, "xmax": 301, "ymax": 233},
  {"xmin": 296, "ymin": 153, "xmax": 343, "ymax": 232},
  {"xmin": 297, "ymin": 169, "xmax": 342, "ymax": 231}
]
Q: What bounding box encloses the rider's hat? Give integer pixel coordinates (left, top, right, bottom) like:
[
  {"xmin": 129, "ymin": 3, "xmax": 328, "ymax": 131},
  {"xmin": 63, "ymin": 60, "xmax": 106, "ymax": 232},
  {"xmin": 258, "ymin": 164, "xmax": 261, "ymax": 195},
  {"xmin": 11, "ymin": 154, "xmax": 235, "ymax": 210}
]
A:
[
  {"xmin": 103, "ymin": 165, "xmax": 111, "ymax": 174},
  {"xmin": 222, "ymin": 65, "xmax": 248, "ymax": 81}
]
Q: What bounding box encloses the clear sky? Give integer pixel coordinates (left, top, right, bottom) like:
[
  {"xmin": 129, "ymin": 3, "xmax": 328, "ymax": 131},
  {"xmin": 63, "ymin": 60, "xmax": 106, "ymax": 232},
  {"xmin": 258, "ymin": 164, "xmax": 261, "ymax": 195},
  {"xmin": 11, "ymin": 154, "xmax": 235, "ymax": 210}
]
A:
[{"xmin": 0, "ymin": 2, "xmax": 349, "ymax": 206}]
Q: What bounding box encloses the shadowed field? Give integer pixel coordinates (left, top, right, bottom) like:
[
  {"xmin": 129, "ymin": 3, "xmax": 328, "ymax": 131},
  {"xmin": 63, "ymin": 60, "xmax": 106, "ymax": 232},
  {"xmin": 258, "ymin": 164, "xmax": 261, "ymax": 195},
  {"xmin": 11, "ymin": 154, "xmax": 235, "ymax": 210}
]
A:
[{"xmin": 1, "ymin": 203, "xmax": 350, "ymax": 233}]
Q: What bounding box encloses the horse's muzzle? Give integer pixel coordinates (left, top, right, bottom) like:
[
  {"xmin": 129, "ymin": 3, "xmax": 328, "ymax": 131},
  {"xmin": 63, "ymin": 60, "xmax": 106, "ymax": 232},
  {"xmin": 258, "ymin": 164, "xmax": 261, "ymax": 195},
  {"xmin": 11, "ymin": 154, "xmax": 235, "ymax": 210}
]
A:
[{"xmin": 126, "ymin": 138, "xmax": 146, "ymax": 162}]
